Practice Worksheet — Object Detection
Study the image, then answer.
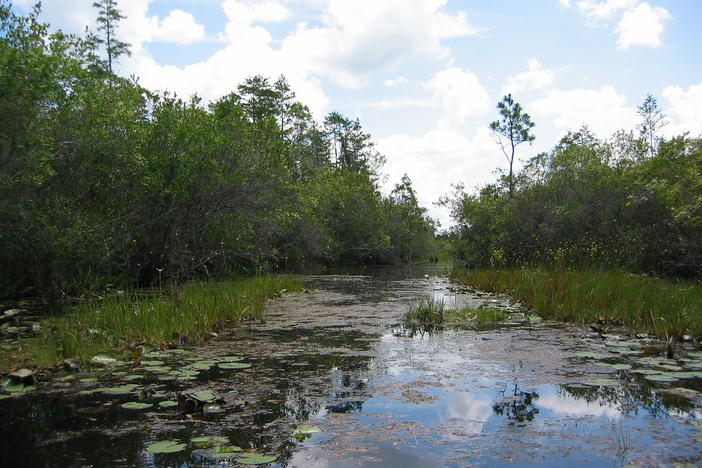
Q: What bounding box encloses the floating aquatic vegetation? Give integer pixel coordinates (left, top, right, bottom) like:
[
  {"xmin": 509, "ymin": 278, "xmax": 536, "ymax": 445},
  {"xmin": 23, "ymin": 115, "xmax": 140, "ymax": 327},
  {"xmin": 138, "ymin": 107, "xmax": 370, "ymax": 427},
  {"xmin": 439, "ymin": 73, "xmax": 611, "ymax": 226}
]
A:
[
  {"xmin": 158, "ymin": 400, "xmax": 178, "ymax": 408},
  {"xmin": 145, "ymin": 440, "xmax": 186, "ymax": 454},
  {"xmin": 218, "ymin": 362, "xmax": 251, "ymax": 370},
  {"xmin": 191, "ymin": 435, "xmax": 228, "ymax": 447},
  {"xmin": 235, "ymin": 453, "xmax": 277, "ymax": 465},
  {"xmin": 644, "ymin": 374, "xmax": 678, "ymax": 383},
  {"xmin": 218, "ymin": 356, "xmax": 244, "ymax": 362},
  {"xmin": 121, "ymin": 402, "xmax": 152, "ymax": 410},
  {"xmin": 140, "ymin": 360, "xmax": 164, "ymax": 366},
  {"xmin": 575, "ymin": 352, "xmax": 611, "ymax": 359},
  {"xmin": 184, "ymin": 390, "xmax": 217, "ymax": 402},
  {"xmin": 210, "ymin": 445, "xmax": 242, "ymax": 459},
  {"xmin": 90, "ymin": 353, "xmax": 118, "ymax": 365},
  {"xmin": 585, "ymin": 378, "xmax": 618, "ymax": 387},
  {"xmin": 293, "ymin": 425, "xmax": 322, "ymax": 440}
]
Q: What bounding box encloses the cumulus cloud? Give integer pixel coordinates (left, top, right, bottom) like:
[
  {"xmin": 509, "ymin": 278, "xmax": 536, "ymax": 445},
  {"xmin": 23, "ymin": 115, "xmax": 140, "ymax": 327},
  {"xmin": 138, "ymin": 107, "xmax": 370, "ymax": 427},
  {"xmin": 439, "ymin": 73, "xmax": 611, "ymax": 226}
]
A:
[
  {"xmin": 662, "ymin": 83, "xmax": 702, "ymax": 137},
  {"xmin": 280, "ymin": 0, "xmax": 481, "ymax": 87},
  {"xmin": 577, "ymin": 0, "xmax": 639, "ymax": 20},
  {"xmin": 385, "ymin": 77, "xmax": 409, "ymax": 87},
  {"xmin": 379, "ymin": 127, "xmax": 500, "ymax": 227},
  {"xmin": 574, "ymin": 0, "xmax": 671, "ymax": 51},
  {"xmin": 221, "ymin": 0, "xmax": 290, "ymax": 26},
  {"xmin": 615, "ymin": 3, "xmax": 671, "ymax": 50},
  {"xmin": 530, "ymin": 85, "xmax": 638, "ymax": 136},
  {"xmin": 424, "ymin": 68, "xmax": 491, "ymax": 128},
  {"xmin": 150, "ymin": 9, "xmax": 206, "ymax": 44},
  {"xmin": 501, "ymin": 58, "xmax": 556, "ymax": 96}
]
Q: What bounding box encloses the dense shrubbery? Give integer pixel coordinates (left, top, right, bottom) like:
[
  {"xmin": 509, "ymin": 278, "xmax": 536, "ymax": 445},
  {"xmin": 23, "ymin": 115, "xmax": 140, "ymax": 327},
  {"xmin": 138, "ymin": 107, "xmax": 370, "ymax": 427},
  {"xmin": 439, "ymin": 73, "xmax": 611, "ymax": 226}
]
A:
[
  {"xmin": 0, "ymin": 4, "xmax": 437, "ymax": 298},
  {"xmin": 444, "ymin": 126, "xmax": 702, "ymax": 278}
]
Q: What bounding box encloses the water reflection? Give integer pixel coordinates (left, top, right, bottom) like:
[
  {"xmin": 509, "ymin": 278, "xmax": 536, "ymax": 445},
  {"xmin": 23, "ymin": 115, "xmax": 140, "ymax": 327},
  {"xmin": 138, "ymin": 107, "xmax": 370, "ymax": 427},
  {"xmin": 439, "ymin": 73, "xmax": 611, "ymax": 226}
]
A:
[{"xmin": 492, "ymin": 384, "xmax": 540, "ymax": 423}]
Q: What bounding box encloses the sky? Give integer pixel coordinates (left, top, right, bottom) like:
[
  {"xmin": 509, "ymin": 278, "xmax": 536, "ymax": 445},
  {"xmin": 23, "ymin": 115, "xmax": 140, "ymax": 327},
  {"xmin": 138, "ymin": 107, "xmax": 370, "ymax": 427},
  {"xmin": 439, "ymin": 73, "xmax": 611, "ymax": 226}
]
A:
[{"xmin": 11, "ymin": 0, "xmax": 702, "ymax": 227}]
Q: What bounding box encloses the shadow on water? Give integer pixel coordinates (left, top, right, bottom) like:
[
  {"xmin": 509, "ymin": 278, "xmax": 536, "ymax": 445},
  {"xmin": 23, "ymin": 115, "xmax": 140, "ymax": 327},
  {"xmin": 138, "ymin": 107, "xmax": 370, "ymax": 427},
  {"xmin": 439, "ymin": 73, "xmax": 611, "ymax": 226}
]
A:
[{"xmin": 1, "ymin": 263, "xmax": 702, "ymax": 467}]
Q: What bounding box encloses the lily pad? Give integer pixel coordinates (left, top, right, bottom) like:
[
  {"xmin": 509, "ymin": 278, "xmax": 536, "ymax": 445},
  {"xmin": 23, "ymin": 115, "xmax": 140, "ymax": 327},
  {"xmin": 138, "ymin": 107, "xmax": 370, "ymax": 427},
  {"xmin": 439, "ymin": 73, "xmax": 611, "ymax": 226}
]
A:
[
  {"xmin": 694, "ymin": 431, "xmax": 702, "ymax": 443},
  {"xmin": 166, "ymin": 348, "xmax": 190, "ymax": 355},
  {"xmin": 575, "ymin": 352, "xmax": 611, "ymax": 359},
  {"xmin": 632, "ymin": 369, "xmax": 661, "ymax": 375},
  {"xmin": 158, "ymin": 400, "xmax": 179, "ymax": 408},
  {"xmin": 80, "ymin": 377, "xmax": 97, "ymax": 384},
  {"xmin": 218, "ymin": 362, "xmax": 251, "ymax": 370},
  {"xmin": 211, "ymin": 445, "xmax": 242, "ymax": 459},
  {"xmin": 186, "ymin": 390, "xmax": 217, "ymax": 402},
  {"xmin": 146, "ymin": 440, "xmax": 186, "ymax": 454},
  {"xmin": 100, "ymin": 384, "xmax": 139, "ymax": 394},
  {"xmin": 235, "ymin": 453, "xmax": 277, "ymax": 465},
  {"xmin": 2, "ymin": 309, "xmax": 21, "ymax": 318},
  {"xmin": 644, "ymin": 374, "xmax": 678, "ymax": 382},
  {"xmin": 91, "ymin": 353, "xmax": 118, "ymax": 365},
  {"xmin": 55, "ymin": 375, "xmax": 76, "ymax": 382},
  {"xmin": 606, "ymin": 341, "xmax": 638, "ymax": 348},
  {"xmin": 144, "ymin": 366, "xmax": 171, "ymax": 373},
  {"xmin": 191, "ymin": 435, "xmax": 228, "ymax": 447},
  {"xmin": 121, "ymin": 402, "xmax": 152, "ymax": 410},
  {"xmin": 141, "ymin": 360, "xmax": 165, "ymax": 366},
  {"xmin": 293, "ymin": 425, "xmax": 322, "ymax": 436},
  {"xmin": 9, "ymin": 368, "xmax": 35, "ymax": 380},
  {"xmin": 585, "ymin": 378, "xmax": 618, "ymax": 387},
  {"xmin": 685, "ymin": 361, "xmax": 702, "ymax": 369},
  {"xmin": 218, "ymin": 356, "xmax": 244, "ymax": 362}
]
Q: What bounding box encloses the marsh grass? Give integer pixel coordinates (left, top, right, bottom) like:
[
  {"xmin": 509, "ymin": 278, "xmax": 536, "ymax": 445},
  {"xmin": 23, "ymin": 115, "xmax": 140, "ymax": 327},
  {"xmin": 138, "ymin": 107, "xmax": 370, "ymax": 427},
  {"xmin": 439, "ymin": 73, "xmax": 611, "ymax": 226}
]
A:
[
  {"xmin": 3, "ymin": 276, "xmax": 301, "ymax": 369},
  {"xmin": 406, "ymin": 296, "xmax": 506, "ymax": 325},
  {"xmin": 450, "ymin": 268, "xmax": 701, "ymax": 337}
]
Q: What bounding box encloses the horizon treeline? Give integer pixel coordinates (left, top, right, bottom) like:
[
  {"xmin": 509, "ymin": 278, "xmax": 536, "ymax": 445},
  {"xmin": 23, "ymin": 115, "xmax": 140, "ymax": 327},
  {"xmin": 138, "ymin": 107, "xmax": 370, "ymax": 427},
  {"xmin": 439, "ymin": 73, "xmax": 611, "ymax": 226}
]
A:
[
  {"xmin": 444, "ymin": 122, "xmax": 701, "ymax": 278},
  {"xmin": 0, "ymin": 4, "xmax": 437, "ymax": 298}
]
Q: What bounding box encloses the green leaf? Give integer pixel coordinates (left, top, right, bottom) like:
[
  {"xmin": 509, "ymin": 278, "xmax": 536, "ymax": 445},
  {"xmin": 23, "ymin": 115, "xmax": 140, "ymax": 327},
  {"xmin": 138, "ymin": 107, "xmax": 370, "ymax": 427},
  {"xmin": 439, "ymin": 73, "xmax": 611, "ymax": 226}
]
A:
[{"xmin": 146, "ymin": 440, "xmax": 186, "ymax": 454}]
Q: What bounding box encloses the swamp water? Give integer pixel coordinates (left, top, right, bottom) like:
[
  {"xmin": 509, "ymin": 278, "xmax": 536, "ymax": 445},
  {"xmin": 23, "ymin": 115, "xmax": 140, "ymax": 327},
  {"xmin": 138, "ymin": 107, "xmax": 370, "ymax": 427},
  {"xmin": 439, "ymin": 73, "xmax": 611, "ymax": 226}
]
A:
[{"xmin": 1, "ymin": 265, "xmax": 701, "ymax": 467}]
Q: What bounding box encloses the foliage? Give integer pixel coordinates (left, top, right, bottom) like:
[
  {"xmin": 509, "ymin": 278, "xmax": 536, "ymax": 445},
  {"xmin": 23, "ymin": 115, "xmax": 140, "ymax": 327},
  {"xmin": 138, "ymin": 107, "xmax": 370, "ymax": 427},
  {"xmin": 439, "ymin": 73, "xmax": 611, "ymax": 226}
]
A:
[
  {"xmin": 446, "ymin": 121, "xmax": 702, "ymax": 278},
  {"xmin": 489, "ymin": 94, "xmax": 535, "ymax": 197},
  {"xmin": 0, "ymin": 4, "xmax": 437, "ymax": 298},
  {"xmin": 451, "ymin": 268, "xmax": 702, "ymax": 337},
  {"xmin": 2, "ymin": 276, "xmax": 302, "ymax": 370}
]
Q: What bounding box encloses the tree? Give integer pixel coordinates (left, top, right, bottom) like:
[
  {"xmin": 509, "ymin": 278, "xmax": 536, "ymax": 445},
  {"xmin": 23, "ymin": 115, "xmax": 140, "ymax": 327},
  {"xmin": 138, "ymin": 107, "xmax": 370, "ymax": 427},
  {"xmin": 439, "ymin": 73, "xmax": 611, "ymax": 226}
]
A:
[
  {"xmin": 92, "ymin": 0, "xmax": 130, "ymax": 74},
  {"xmin": 489, "ymin": 94, "xmax": 535, "ymax": 197},
  {"xmin": 637, "ymin": 94, "xmax": 667, "ymax": 158}
]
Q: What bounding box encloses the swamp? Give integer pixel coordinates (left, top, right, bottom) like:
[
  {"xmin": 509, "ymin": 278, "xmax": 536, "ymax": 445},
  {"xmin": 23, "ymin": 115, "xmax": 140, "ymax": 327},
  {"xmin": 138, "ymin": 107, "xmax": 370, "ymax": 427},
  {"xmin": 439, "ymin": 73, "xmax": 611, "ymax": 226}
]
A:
[{"xmin": 2, "ymin": 265, "xmax": 701, "ymax": 467}]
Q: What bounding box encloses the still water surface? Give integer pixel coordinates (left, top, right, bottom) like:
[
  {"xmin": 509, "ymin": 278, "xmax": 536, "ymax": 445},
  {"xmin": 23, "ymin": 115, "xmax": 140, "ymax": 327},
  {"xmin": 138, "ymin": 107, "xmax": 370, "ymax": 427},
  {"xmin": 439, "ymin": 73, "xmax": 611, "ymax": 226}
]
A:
[{"xmin": 1, "ymin": 265, "xmax": 701, "ymax": 467}]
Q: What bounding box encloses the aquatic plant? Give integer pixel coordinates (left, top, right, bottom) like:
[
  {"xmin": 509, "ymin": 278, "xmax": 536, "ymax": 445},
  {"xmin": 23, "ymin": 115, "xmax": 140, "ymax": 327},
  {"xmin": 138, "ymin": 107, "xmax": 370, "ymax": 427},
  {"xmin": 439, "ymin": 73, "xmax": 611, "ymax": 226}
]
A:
[{"xmin": 451, "ymin": 268, "xmax": 701, "ymax": 337}]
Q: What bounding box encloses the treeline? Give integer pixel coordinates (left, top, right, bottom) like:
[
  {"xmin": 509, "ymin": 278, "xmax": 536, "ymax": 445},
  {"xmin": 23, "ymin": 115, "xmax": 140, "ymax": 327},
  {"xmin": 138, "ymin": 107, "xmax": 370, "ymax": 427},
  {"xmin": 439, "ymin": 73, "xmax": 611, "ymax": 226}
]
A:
[
  {"xmin": 445, "ymin": 124, "xmax": 701, "ymax": 278},
  {"xmin": 0, "ymin": 4, "xmax": 437, "ymax": 298}
]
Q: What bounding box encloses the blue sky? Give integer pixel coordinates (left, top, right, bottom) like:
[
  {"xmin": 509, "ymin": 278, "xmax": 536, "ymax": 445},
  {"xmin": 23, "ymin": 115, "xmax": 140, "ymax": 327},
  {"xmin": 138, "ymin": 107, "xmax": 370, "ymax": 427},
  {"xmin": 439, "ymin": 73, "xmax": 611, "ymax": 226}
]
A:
[{"xmin": 13, "ymin": 0, "xmax": 702, "ymax": 226}]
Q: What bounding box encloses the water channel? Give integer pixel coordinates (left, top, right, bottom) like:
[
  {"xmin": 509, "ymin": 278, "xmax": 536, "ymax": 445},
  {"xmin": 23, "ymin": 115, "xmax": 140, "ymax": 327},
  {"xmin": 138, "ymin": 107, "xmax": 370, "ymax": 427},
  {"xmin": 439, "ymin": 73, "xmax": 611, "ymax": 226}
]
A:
[{"xmin": 1, "ymin": 265, "xmax": 701, "ymax": 467}]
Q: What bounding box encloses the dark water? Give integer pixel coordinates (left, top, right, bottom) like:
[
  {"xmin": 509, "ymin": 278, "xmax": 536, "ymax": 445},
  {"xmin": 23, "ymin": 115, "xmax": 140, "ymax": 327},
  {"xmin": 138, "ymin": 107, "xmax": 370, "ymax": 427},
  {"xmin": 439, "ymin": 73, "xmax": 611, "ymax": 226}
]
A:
[{"xmin": 1, "ymin": 265, "xmax": 701, "ymax": 467}]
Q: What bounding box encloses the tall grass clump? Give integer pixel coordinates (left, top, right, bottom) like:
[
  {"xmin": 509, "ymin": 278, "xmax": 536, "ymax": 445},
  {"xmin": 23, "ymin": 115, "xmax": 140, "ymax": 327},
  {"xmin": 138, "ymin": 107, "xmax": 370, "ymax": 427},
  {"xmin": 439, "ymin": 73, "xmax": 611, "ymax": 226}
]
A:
[
  {"xmin": 406, "ymin": 296, "xmax": 446, "ymax": 324},
  {"xmin": 5, "ymin": 276, "xmax": 302, "ymax": 369},
  {"xmin": 450, "ymin": 268, "xmax": 702, "ymax": 337}
]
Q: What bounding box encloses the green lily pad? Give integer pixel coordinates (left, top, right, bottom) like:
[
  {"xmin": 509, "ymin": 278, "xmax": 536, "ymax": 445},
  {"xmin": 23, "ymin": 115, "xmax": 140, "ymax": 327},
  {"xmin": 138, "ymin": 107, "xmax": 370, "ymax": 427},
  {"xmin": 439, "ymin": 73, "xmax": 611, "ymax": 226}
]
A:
[
  {"xmin": 632, "ymin": 369, "xmax": 661, "ymax": 375},
  {"xmin": 611, "ymin": 349, "xmax": 643, "ymax": 355},
  {"xmin": 606, "ymin": 341, "xmax": 639, "ymax": 348},
  {"xmin": 685, "ymin": 361, "xmax": 702, "ymax": 369},
  {"xmin": 124, "ymin": 374, "xmax": 143, "ymax": 380},
  {"xmin": 144, "ymin": 366, "xmax": 172, "ymax": 373},
  {"xmin": 10, "ymin": 368, "xmax": 35, "ymax": 380},
  {"xmin": 100, "ymin": 384, "xmax": 139, "ymax": 394},
  {"xmin": 585, "ymin": 378, "xmax": 618, "ymax": 387},
  {"xmin": 122, "ymin": 402, "xmax": 152, "ymax": 410},
  {"xmin": 191, "ymin": 435, "xmax": 228, "ymax": 447},
  {"xmin": 235, "ymin": 453, "xmax": 277, "ymax": 465},
  {"xmin": 141, "ymin": 360, "xmax": 165, "ymax": 366},
  {"xmin": 219, "ymin": 356, "xmax": 245, "ymax": 362},
  {"xmin": 5, "ymin": 383, "xmax": 35, "ymax": 393},
  {"xmin": 188, "ymin": 362, "xmax": 215, "ymax": 370},
  {"xmin": 595, "ymin": 362, "xmax": 632, "ymax": 370},
  {"xmin": 686, "ymin": 352, "xmax": 702, "ymax": 359},
  {"xmin": 693, "ymin": 431, "xmax": 702, "ymax": 443},
  {"xmin": 146, "ymin": 440, "xmax": 186, "ymax": 454},
  {"xmin": 166, "ymin": 348, "xmax": 190, "ymax": 355},
  {"xmin": 80, "ymin": 377, "xmax": 97, "ymax": 384},
  {"xmin": 136, "ymin": 344, "xmax": 158, "ymax": 354},
  {"xmin": 656, "ymin": 364, "xmax": 684, "ymax": 372},
  {"xmin": 575, "ymin": 352, "xmax": 611, "ymax": 359},
  {"xmin": 2, "ymin": 309, "xmax": 21, "ymax": 318},
  {"xmin": 218, "ymin": 362, "xmax": 251, "ymax": 370},
  {"xmin": 55, "ymin": 375, "xmax": 76, "ymax": 382},
  {"xmin": 0, "ymin": 394, "xmax": 11, "ymax": 400},
  {"xmin": 158, "ymin": 400, "xmax": 179, "ymax": 408},
  {"xmin": 211, "ymin": 445, "xmax": 242, "ymax": 458},
  {"xmin": 293, "ymin": 425, "xmax": 322, "ymax": 436},
  {"xmin": 186, "ymin": 390, "xmax": 217, "ymax": 402},
  {"xmin": 91, "ymin": 353, "xmax": 117, "ymax": 365},
  {"xmin": 644, "ymin": 374, "xmax": 679, "ymax": 382}
]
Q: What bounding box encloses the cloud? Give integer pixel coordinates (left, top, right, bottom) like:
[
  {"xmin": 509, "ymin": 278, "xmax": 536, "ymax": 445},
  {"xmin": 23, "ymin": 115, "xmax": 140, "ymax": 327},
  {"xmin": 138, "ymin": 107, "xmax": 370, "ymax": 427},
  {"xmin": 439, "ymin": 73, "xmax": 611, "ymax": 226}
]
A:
[
  {"xmin": 662, "ymin": 83, "xmax": 702, "ymax": 137},
  {"xmin": 576, "ymin": 0, "xmax": 639, "ymax": 20},
  {"xmin": 559, "ymin": 0, "xmax": 572, "ymax": 7},
  {"xmin": 150, "ymin": 9, "xmax": 206, "ymax": 44},
  {"xmin": 573, "ymin": 1, "xmax": 671, "ymax": 50},
  {"xmin": 424, "ymin": 68, "xmax": 491, "ymax": 128},
  {"xmin": 280, "ymin": 0, "xmax": 481, "ymax": 87},
  {"xmin": 221, "ymin": 0, "xmax": 290, "ymax": 26},
  {"xmin": 615, "ymin": 2, "xmax": 671, "ymax": 50},
  {"xmin": 530, "ymin": 85, "xmax": 638, "ymax": 136},
  {"xmin": 379, "ymin": 127, "xmax": 500, "ymax": 227},
  {"xmin": 501, "ymin": 58, "xmax": 556, "ymax": 96},
  {"xmin": 538, "ymin": 393, "xmax": 621, "ymax": 418},
  {"xmin": 385, "ymin": 77, "xmax": 409, "ymax": 87}
]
